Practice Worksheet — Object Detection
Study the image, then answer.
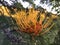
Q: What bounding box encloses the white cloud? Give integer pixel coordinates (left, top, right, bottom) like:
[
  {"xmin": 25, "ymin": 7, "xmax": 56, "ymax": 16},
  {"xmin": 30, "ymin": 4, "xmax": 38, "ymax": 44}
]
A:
[
  {"xmin": 21, "ymin": 1, "xmax": 30, "ymax": 8},
  {"xmin": 4, "ymin": 0, "xmax": 57, "ymax": 14},
  {"xmin": 34, "ymin": 0, "xmax": 40, "ymax": 5},
  {"xmin": 5, "ymin": 0, "xmax": 13, "ymax": 5}
]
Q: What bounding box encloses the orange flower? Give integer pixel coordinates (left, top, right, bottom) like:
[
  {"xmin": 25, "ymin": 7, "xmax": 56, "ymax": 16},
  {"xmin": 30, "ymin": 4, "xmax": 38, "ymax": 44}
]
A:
[
  {"xmin": 22, "ymin": 22, "xmax": 42, "ymax": 36},
  {"xmin": 34, "ymin": 22, "xmax": 42, "ymax": 36}
]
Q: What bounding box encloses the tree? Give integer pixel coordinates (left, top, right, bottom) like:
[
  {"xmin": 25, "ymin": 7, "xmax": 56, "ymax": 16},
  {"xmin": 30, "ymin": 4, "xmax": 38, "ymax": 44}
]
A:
[{"xmin": 0, "ymin": 0, "xmax": 60, "ymax": 45}]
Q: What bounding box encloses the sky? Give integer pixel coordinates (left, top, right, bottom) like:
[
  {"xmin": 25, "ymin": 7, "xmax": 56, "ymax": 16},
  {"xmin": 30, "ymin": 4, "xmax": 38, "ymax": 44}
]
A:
[{"xmin": 4, "ymin": 0, "xmax": 57, "ymax": 14}]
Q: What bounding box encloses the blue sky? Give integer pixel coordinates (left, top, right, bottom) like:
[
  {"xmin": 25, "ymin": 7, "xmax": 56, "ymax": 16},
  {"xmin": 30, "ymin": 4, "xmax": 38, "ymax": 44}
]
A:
[{"xmin": 4, "ymin": 0, "xmax": 57, "ymax": 14}]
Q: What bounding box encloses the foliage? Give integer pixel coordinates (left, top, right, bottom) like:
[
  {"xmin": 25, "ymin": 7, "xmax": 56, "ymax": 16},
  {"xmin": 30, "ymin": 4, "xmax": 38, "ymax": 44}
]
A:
[{"xmin": 0, "ymin": 0, "xmax": 60, "ymax": 45}]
